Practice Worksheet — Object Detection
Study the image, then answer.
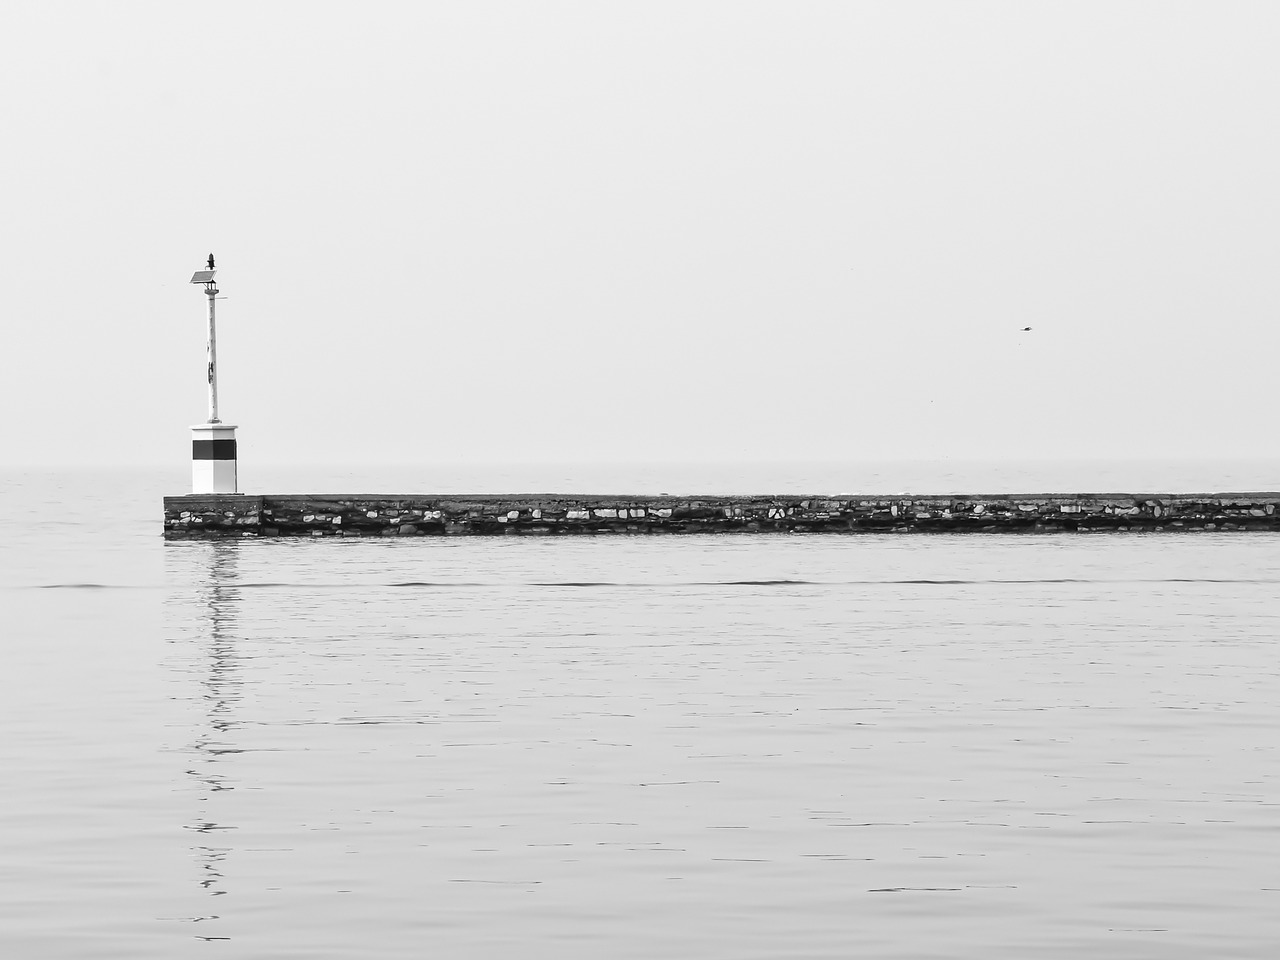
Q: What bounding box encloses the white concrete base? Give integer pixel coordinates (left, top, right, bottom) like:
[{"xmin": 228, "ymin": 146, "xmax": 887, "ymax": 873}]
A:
[{"xmin": 191, "ymin": 422, "xmax": 239, "ymax": 494}]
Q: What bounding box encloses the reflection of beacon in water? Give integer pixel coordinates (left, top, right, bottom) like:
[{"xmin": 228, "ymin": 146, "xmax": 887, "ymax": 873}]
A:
[
  {"xmin": 184, "ymin": 538, "xmax": 242, "ymax": 920},
  {"xmin": 200, "ymin": 540, "xmax": 241, "ymax": 720},
  {"xmin": 189, "ymin": 254, "xmax": 238, "ymax": 495}
]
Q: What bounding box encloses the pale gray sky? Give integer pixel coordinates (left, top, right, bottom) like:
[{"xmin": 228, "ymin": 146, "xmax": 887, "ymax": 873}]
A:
[{"xmin": 3, "ymin": 1, "xmax": 1278, "ymax": 468}]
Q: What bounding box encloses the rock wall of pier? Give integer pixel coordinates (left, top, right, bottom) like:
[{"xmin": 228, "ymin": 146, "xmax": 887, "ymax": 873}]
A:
[{"xmin": 163, "ymin": 493, "xmax": 1280, "ymax": 537}]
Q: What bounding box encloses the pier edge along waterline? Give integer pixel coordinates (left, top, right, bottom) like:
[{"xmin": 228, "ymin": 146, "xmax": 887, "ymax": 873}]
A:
[{"xmin": 163, "ymin": 492, "xmax": 1280, "ymax": 537}]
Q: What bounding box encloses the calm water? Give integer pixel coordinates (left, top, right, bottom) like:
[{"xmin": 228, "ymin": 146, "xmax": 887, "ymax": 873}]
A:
[{"xmin": 3, "ymin": 462, "xmax": 1280, "ymax": 958}]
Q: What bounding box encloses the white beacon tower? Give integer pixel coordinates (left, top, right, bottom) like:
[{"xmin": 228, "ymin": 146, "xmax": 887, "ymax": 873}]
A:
[{"xmin": 189, "ymin": 255, "xmax": 238, "ymax": 494}]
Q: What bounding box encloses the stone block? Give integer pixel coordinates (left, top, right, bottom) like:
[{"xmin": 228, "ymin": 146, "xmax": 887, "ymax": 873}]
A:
[{"xmin": 163, "ymin": 492, "xmax": 1280, "ymax": 539}]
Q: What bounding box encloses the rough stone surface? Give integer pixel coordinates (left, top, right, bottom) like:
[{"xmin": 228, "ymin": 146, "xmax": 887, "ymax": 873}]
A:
[{"xmin": 162, "ymin": 492, "xmax": 1280, "ymax": 537}]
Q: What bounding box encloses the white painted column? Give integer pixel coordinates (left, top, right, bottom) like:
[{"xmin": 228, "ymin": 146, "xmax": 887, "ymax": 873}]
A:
[
  {"xmin": 188, "ymin": 257, "xmax": 238, "ymax": 495},
  {"xmin": 206, "ymin": 284, "xmax": 219, "ymax": 423},
  {"xmin": 191, "ymin": 422, "xmax": 238, "ymax": 494}
]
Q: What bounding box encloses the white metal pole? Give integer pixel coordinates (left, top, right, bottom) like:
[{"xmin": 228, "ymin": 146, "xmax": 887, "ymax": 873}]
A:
[{"xmin": 206, "ymin": 284, "xmax": 220, "ymax": 423}]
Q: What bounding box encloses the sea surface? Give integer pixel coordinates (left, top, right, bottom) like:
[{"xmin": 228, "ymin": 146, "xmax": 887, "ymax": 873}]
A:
[{"xmin": 3, "ymin": 460, "xmax": 1280, "ymax": 959}]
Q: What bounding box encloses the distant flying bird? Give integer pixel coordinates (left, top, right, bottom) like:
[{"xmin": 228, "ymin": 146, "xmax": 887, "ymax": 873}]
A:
[
  {"xmin": 207, "ymin": 253, "xmax": 215, "ymax": 270},
  {"xmin": 1021, "ymin": 326, "xmax": 1032, "ymax": 331}
]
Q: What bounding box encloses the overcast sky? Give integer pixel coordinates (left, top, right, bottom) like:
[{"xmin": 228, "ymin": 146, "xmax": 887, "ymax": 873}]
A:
[{"xmin": 3, "ymin": 1, "xmax": 1278, "ymax": 469}]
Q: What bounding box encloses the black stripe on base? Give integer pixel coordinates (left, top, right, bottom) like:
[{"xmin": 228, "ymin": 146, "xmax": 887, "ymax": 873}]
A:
[{"xmin": 193, "ymin": 439, "xmax": 237, "ymax": 460}]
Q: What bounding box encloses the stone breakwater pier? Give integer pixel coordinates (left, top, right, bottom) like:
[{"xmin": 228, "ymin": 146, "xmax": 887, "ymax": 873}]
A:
[{"xmin": 163, "ymin": 493, "xmax": 1280, "ymax": 537}]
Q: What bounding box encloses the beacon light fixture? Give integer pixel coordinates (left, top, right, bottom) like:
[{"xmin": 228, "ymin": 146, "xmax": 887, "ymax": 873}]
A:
[{"xmin": 189, "ymin": 252, "xmax": 238, "ymax": 494}]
